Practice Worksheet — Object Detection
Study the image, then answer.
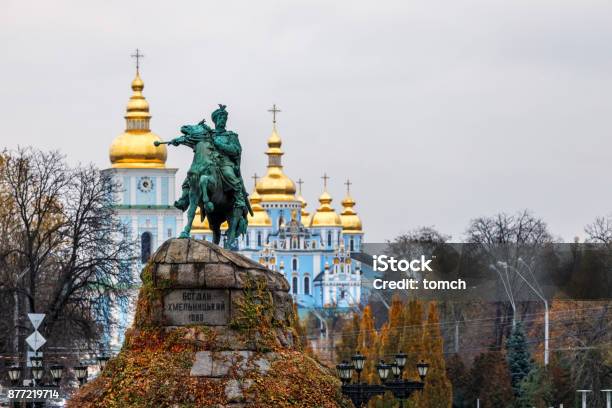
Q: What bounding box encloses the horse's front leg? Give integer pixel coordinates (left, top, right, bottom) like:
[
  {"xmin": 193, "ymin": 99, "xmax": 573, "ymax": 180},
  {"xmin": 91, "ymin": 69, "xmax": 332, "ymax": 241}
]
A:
[
  {"xmin": 199, "ymin": 175, "xmax": 214, "ymax": 213},
  {"xmin": 179, "ymin": 184, "xmax": 199, "ymax": 238}
]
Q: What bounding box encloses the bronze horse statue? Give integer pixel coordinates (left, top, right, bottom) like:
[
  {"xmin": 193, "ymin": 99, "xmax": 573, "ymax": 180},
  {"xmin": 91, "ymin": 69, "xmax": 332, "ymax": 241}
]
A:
[{"xmin": 155, "ymin": 121, "xmax": 249, "ymax": 249}]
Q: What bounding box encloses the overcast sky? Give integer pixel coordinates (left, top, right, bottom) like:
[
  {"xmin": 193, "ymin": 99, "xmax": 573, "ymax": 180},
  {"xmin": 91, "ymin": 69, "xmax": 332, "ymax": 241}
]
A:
[{"xmin": 2, "ymin": 0, "xmax": 612, "ymax": 242}]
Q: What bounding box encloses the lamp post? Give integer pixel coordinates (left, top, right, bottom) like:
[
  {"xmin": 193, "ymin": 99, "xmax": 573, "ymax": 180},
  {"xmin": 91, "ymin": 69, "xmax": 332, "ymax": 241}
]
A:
[
  {"xmin": 7, "ymin": 365, "xmax": 22, "ymax": 386},
  {"xmin": 351, "ymin": 353, "xmax": 366, "ymax": 384},
  {"xmin": 576, "ymin": 390, "xmax": 592, "ymax": 408},
  {"xmin": 49, "ymin": 365, "xmax": 64, "ymax": 386},
  {"xmin": 74, "ymin": 363, "xmax": 89, "ymax": 386},
  {"xmin": 602, "ymin": 389, "xmax": 612, "ymax": 408},
  {"xmin": 516, "ymin": 258, "xmax": 549, "ymax": 366},
  {"xmin": 337, "ymin": 351, "xmax": 428, "ymax": 407},
  {"xmin": 30, "ymin": 356, "xmax": 44, "ymax": 387}
]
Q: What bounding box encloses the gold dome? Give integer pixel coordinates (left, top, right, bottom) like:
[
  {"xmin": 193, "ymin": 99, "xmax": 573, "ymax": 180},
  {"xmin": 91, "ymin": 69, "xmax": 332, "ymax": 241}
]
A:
[
  {"xmin": 255, "ymin": 125, "xmax": 296, "ymax": 201},
  {"xmin": 191, "ymin": 208, "xmax": 229, "ymax": 233},
  {"xmin": 109, "ymin": 72, "xmax": 167, "ymax": 168},
  {"xmin": 311, "ymin": 190, "xmax": 342, "ymax": 227},
  {"xmin": 247, "ymin": 190, "xmax": 272, "ymax": 227},
  {"xmin": 340, "ymin": 194, "xmax": 363, "ymax": 233}
]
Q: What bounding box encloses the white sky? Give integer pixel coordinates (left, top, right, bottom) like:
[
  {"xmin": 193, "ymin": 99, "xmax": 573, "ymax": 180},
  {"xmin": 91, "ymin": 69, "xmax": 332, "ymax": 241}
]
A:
[{"xmin": 2, "ymin": 0, "xmax": 612, "ymax": 242}]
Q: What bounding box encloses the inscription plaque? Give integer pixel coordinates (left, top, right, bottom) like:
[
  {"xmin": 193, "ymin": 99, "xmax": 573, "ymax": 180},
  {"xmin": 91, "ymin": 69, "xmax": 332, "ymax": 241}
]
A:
[{"xmin": 163, "ymin": 289, "xmax": 230, "ymax": 326}]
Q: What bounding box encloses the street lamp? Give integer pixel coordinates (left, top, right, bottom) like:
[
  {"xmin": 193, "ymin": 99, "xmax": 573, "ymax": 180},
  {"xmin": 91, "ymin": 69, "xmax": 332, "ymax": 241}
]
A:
[
  {"xmin": 97, "ymin": 354, "xmax": 110, "ymax": 371},
  {"xmin": 49, "ymin": 364, "xmax": 64, "ymax": 386},
  {"xmin": 30, "ymin": 356, "xmax": 44, "ymax": 385},
  {"xmin": 7, "ymin": 365, "xmax": 22, "ymax": 386},
  {"xmin": 74, "ymin": 364, "xmax": 88, "ymax": 386},
  {"xmin": 417, "ymin": 361, "xmax": 429, "ymax": 381},
  {"xmin": 338, "ymin": 352, "xmax": 428, "ymax": 407},
  {"xmin": 390, "ymin": 363, "xmax": 401, "ymax": 379},
  {"xmin": 351, "ymin": 353, "xmax": 366, "ymax": 383},
  {"xmin": 335, "ymin": 361, "xmax": 354, "ymax": 385},
  {"xmin": 376, "ymin": 361, "xmax": 391, "ymax": 383},
  {"xmin": 395, "ymin": 351, "xmax": 408, "ymax": 379}
]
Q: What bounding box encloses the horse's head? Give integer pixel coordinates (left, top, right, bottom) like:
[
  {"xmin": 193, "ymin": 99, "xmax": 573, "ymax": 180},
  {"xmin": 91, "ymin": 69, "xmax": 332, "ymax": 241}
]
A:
[{"xmin": 181, "ymin": 122, "xmax": 212, "ymax": 136}]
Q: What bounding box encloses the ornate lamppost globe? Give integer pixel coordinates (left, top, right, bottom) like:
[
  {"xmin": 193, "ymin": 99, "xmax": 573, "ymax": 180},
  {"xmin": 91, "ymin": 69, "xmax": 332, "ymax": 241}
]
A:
[
  {"xmin": 74, "ymin": 364, "xmax": 89, "ymax": 386},
  {"xmin": 390, "ymin": 362, "xmax": 401, "ymax": 379},
  {"xmin": 7, "ymin": 365, "xmax": 22, "ymax": 385},
  {"xmin": 49, "ymin": 365, "xmax": 64, "ymax": 386},
  {"xmin": 395, "ymin": 351, "xmax": 407, "ymax": 370},
  {"xmin": 335, "ymin": 361, "xmax": 354, "ymax": 384},
  {"xmin": 417, "ymin": 360, "xmax": 429, "ymax": 381},
  {"xmin": 376, "ymin": 361, "xmax": 391, "ymax": 383},
  {"xmin": 351, "ymin": 353, "xmax": 366, "ymax": 372}
]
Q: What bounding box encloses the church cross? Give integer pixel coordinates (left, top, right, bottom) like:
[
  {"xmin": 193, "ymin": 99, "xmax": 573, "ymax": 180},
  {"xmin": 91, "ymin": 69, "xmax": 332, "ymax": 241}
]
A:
[
  {"xmin": 344, "ymin": 179, "xmax": 352, "ymax": 195},
  {"xmin": 252, "ymin": 173, "xmax": 259, "ymax": 188},
  {"xmin": 131, "ymin": 48, "xmax": 144, "ymax": 74},
  {"xmin": 297, "ymin": 178, "xmax": 304, "ymax": 194},
  {"xmin": 268, "ymin": 104, "xmax": 281, "ymax": 124},
  {"xmin": 321, "ymin": 173, "xmax": 330, "ymax": 190}
]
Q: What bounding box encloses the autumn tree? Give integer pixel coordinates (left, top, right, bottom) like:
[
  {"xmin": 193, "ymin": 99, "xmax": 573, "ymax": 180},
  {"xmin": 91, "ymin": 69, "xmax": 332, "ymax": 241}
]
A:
[
  {"xmin": 400, "ymin": 299, "xmax": 424, "ymax": 380},
  {"xmin": 420, "ymin": 302, "xmax": 452, "ymax": 408},
  {"xmin": 357, "ymin": 305, "xmax": 380, "ymax": 384},
  {"xmin": 466, "ymin": 351, "xmax": 514, "ymax": 408},
  {"xmin": 336, "ymin": 312, "xmax": 361, "ymax": 363},
  {"xmin": 0, "ymin": 148, "xmax": 134, "ymax": 363},
  {"xmin": 445, "ymin": 354, "xmax": 469, "ymax": 408}
]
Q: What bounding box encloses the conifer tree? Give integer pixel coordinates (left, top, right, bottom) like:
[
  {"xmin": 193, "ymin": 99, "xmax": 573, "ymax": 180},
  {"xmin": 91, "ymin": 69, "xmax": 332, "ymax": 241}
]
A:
[
  {"xmin": 380, "ymin": 295, "xmax": 405, "ymax": 360},
  {"xmin": 420, "ymin": 302, "xmax": 452, "ymax": 408},
  {"xmin": 357, "ymin": 305, "xmax": 380, "ymax": 383},
  {"xmin": 506, "ymin": 322, "xmax": 533, "ymax": 401},
  {"xmin": 401, "ymin": 300, "xmax": 424, "ymax": 380},
  {"xmin": 336, "ymin": 312, "xmax": 360, "ymax": 363}
]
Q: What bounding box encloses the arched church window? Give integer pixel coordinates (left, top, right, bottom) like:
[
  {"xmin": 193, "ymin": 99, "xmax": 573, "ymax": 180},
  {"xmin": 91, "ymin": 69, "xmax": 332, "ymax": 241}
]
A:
[
  {"xmin": 246, "ymin": 233, "xmax": 250, "ymax": 247},
  {"xmin": 327, "ymin": 231, "xmax": 332, "ymax": 247},
  {"xmin": 141, "ymin": 231, "xmax": 152, "ymax": 263},
  {"xmin": 292, "ymin": 276, "xmax": 298, "ymax": 295},
  {"xmin": 292, "ymin": 258, "xmax": 298, "ymax": 271},
  {"xmin": 257, "ymin": 232, "xmax": 262, "ymax": 247},
  {"xmin": 350, "ymin": 238, "xmax": 354, "ymax": 252},
  {"xmin": 304, "ymin": 276, "xmax": 310, "ymax": 295}
]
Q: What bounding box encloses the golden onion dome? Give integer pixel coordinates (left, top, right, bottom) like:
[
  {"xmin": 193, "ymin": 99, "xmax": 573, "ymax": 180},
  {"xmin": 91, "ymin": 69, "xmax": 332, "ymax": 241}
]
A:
[
  {"xmin": 191, "ymin": 207, "xmax": 229, "ymax": 233},
  {"xmin": 340, "ymin": 194, "xmax": 363, "ymax": 233},
  {"xmin": 109, "ymin": 72, "xmax": 167, "ymax": 168},
  {"xmin": 247, "ymin": 190, "xmax": 272, "ymax": 227},
  {"xmin": 311, "ymin": 190, "xmax": 342, "ymax": 227},
  {"xmin": 255, "ymin": 125, "xmax": 296, "ymax": 201}
]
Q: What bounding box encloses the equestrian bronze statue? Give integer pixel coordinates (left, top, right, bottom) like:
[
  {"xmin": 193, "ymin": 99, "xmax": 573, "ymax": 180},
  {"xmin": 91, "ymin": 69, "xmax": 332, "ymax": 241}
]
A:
[{"xmin": 155, "ymin": 105, "xmax": 252, "ymax": 250}]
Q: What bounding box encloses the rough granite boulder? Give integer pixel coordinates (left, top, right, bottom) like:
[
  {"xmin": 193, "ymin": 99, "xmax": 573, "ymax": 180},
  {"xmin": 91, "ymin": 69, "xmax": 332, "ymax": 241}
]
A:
[{"xmin": 68, "ymin": 238, "xmax": 349, "ymax": 408}]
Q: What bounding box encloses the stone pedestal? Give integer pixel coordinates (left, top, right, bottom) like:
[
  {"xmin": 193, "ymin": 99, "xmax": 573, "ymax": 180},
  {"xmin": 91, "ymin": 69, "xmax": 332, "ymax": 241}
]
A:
[{"xmin": 69, "ymin": 239, "xmax": 348, "ymax": 408}]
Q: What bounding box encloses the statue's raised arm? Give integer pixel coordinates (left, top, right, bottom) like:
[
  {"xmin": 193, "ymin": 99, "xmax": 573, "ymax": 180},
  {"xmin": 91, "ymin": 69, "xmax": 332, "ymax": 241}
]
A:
[{"xmin": 153, "ymin": 121, "xmax": 213, "ymax": 148}]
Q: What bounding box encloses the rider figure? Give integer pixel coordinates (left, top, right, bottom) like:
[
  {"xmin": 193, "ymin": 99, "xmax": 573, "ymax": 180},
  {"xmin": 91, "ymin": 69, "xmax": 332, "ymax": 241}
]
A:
[
  {"xmin": 173, "ymin": 120, "xmax": 213, "ymax": 211},
  {"xmin": 173, "ymin": 106, "xmax": 247, "ymax": 214},
  {"xmin": 210, "ymin": 104, "xmax": 247, "ymax": 212}
]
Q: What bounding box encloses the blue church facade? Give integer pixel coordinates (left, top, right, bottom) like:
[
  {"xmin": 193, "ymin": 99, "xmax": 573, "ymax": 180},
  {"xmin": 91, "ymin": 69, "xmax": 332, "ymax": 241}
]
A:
[{"xmin": 191, "ymin": 115, "xmax": 368, "ymax": 311}]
